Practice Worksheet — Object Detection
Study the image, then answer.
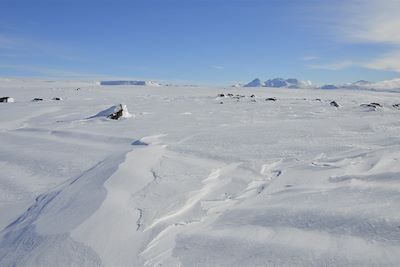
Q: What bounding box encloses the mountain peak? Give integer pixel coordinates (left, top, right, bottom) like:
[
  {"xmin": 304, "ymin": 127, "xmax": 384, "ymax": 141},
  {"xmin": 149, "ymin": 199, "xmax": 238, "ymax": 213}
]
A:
[
  {"xmin": 244, "ymin": 78, "xmax": 265, "ymax": 87},
  {"xmin": 243, "ymin": 78, "xmax": 312, "ymax": 88}
]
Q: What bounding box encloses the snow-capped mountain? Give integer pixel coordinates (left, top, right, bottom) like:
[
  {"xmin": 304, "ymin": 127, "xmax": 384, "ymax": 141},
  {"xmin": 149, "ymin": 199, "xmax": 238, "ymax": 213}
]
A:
[
  {"xmin": 356, "ymin": 78, "xmax": 400, "ymax": 90},
  {"xmin": 320, "ymin": 78, "xmax": 400, "ymax": 91},
  {"xmin": 265, "ymin": 78, "xmax": 312, "ymax": 88},
  {"xmin": 243, "ymin": 78, "xmax": 312, "ymax": 88},
  {"xmin": 351, "ymin": 80, "xmax": 372, "ymax": 87},
  {"xmin": 243, "ymin": 78, "xmax": 265, "ymax": 87}
]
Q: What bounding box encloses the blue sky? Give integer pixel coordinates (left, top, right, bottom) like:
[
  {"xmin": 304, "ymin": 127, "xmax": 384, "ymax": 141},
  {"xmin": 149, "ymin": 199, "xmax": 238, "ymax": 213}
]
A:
[{"xmin": 1, "ymin": 0, "xmax": 400, "ymax": 85}]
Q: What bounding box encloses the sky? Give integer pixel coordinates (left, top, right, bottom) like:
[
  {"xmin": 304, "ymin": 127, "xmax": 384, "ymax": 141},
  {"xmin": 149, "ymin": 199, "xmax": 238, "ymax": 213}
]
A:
[{"xmin": 0, "ymin": 0, "xmax": 400, "ymax": 85}]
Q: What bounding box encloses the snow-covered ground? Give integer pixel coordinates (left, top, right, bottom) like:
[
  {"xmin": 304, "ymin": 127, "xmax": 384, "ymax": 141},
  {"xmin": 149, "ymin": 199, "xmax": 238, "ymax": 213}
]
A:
[{"xmin": 1, "ymin": 79, "xmax": 400, "ymax": 266}]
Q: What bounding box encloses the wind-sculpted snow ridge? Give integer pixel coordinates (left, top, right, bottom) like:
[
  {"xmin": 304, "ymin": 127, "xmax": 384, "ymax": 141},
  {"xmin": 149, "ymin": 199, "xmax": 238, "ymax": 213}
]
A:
[{"xmin": 1, "ymin": 80, "xmax": 400, "ymax": 266}]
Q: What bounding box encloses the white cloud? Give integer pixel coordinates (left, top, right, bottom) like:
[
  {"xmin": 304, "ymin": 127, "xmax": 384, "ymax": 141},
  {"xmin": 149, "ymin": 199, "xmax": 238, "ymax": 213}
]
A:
[
  {"xmin": 307, "ymin": 0, "xmax": 400, "ymax": 73},
  {"xmin": 366, "ymin": 51, "xmax": 400, "ymax": 72},
  {"xmin": 339, "ymin": 0, "xmax": 400, "ymax": 45},
  {"xmin": 308, "ymin": 54, "xmax": 400, "ymax": 73}
]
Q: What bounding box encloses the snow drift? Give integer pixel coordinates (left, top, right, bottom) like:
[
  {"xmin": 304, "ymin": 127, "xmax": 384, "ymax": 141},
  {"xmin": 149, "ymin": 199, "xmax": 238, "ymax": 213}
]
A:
[{"xmin": 1, "ymin": 79, "xmax": 400, "ymax": 266}]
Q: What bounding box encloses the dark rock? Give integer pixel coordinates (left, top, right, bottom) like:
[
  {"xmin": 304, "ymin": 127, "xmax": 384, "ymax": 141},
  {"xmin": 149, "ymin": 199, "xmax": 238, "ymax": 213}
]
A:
[
  {"xmin": 0, "ymin": 97, "xmax": 14, "ymax": 103},
  {"xmin": 393, "ymin": 104, "xmax": 400, "ymax": 109},
  {"xmin": 227, "ymin": 93, "xmax": 234, "ymax": 97},
  {"xmin": 108, "ymin": 104, "xmax": 124, "ymax": 120},
  {"xmin": 330, "ymin": 101, "xmax": 340, "ymax": 107},
  {"xmin": 132, "ymin": 140, "xmax": 148, "ymax": 146},
  {"xmin": 265, "ymin": 97, "xmax": 277, "ymax": 101},
  {"xmin": 315, "ymin": 99, "xmax": 322, "ymax": 102},
  {"xmin": 217, "ymin": 93, "xmax": 225, "ymax": 97},
  {"xmin": 370, "ymin": 102, "xmax": 382, "ymax": 107},
  {"xmin": 32, "ymin": 98, "xmax": 44, "ymax": 102},
  {"xmin": 90, "ymin": 104, "xmax": 131, "ymax": 120},
  {"xmin": 250, "ymin": 94, "xmax": 256, "ymax": 98},
  {"xmin": 219, "ymin": 101, "xmax": 224, "ymax": 104},
  {"xmin": 360, "ymin": 103, "xmax": 381, "ymax": 111},
  {"xmin": 52, "ymin": 97, "xmax": 62, "ymax": 101}
]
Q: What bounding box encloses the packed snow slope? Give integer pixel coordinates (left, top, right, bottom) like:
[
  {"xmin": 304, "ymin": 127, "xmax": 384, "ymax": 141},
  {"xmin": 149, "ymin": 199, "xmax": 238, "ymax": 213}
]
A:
[{"xmin": 1, "ymin": 79, "xmax": 400, "ymax": 266}]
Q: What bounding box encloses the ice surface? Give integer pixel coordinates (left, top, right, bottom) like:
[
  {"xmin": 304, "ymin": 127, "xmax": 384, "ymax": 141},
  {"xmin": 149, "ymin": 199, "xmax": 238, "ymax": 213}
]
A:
[{"xmin": 1, "ymin": 79, "xmax": 400, "ymax": 266}]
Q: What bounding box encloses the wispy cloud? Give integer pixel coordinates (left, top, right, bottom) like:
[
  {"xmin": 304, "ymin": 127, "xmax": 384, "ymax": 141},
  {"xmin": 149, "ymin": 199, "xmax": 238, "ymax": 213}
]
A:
[
  {"xmin": 0, "ymin": 33, "xmax": 83, "ymax": 62},
  {"xmin": 300, "ymin": 56, "xmax": 319, "ymax": 61},
  {"xmin": 0, "ymin": 64, "xmax": 103, "ymax": 79},
  {"xmin": 338, "ymin": 0, "xmax": 400, "ymax": 45},
  {"xmin": 211, "ymin": 65, "xmax": 224, "ymax": 70},
  {"xmin": 366, "ymin": 51, "xmax": 400, "ymax": 72},
  {"xmin": 308, "ymin": 0, "xmax": 400, "ymax": 73},
  {"xmin": 308, "ymin": 54, "xmax": 400, "ymax": 73}
]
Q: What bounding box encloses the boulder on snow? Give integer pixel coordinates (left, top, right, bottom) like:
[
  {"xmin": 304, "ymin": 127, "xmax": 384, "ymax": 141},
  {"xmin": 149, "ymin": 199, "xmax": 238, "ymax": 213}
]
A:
[
  {"xmin": 370, "ymin": 102, "xmax": 382, "ymax": 107},
  {"xmin": 0, "ymin": 97, "xmax": 15, "ymax": 103},
  {"xmin": 52, "ymin": 97, "xmax": 63, "ymax": 101},
  {"xmin": 32, "ymin": 98, "xmax": 44, "ymax": 102},
  {"xmin": 393, "ymin": 104, "xmax": 400, "ymax": 109},
  {"xmin": 90, "ymin": 104, "xmax": 133, "ymax": 120},
  {"xmin": 265, "ymin": 97, "xmax": 277, "ymax": 101},
  {"xmin": 360, "ymin": 103, "xmax": 381, "ymax": 111},
  {"xmin": 330, "ymin": 101, "xmax": 340, "ymax": 108}
]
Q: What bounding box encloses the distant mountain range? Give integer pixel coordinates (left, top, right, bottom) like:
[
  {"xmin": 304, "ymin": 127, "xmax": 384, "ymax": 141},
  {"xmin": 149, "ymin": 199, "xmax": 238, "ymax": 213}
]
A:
[
  {"xmin": 242, "ymin": 78, "xmax": 313, "ymax": 88},
  {"xmin": 319, "ymin": 79, "xmax": 400, "ymax": 91},
  {"xmin": 240, "ymin": 77, "xmax": 400, "ymax": 91}
]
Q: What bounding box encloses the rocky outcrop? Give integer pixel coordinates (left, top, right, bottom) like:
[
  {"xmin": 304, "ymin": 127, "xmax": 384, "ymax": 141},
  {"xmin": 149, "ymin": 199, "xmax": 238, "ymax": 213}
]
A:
[{"xmin": 0, "ymin": 97, "xmax": 14, "ymax": 103}]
